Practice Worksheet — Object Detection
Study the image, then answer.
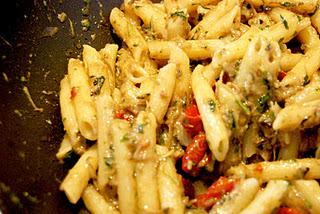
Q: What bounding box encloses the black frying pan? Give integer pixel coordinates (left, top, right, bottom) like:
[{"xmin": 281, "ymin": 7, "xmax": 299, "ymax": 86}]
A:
[{"xmin": 0, "ymin": 0, "xmax": 122, "ymax": 213}]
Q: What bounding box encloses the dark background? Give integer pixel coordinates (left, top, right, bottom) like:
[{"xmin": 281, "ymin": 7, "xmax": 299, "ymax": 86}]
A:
[{"xmin": 0, "ymin": 0, "xmax": 121, "ymax": 213}]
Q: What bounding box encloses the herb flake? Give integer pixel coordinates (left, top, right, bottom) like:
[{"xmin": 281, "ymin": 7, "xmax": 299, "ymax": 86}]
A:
[
  {"xmin": 236, "ymin": 100, "xmax": 250, "ymax": 115},
  {"xmin": 91, "ymin": 76, "xmax": 105, "ymax": 96},
  {"xmin": 104, "ymin": 156, "xmax": 114, "ymax": 168},
  {"xmin": 171, "ymin": 11, "xmax": 187, "ymax": 20},
  {"xmin": 280, "ymin": 2, "xmax": 296, "ymax": 7},
  {"xmin": 280, "ymin": 15, "xmax": 289, "ymax": 30},
  {"xmin": 303, "ymin": 75, "xmax": 310, "ymax": 86},
  {"xmin": 257, "ymin": 94, "xmax": 270, "ymax": 113},
  {"xmin": 120, "ymin": 133, "xmax": 129, "ymax": 142},
  {"xmin": 137, "ymin": 123, "xmax": 148, "ymax": 134},
  {"xmin": 208, "ymin": 99, "xmax": 216, "ymax": 112}
]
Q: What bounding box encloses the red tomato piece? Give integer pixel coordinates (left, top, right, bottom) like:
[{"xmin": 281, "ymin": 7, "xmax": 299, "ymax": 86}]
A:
[
  {"xmin": 114, "ymin": 109, "xmax": 134, "ymax": 122},
  {"xmin": 195, "ymin": 177, "xmax": 237, "ymax": 209},
  {"xmin": 183, "ymin": 104, "xmax": 203, "ymax": 136},
  {"xmin": 182, "ymin": 134, "xmax": 207, "ymax": 176},
  {"xmin": 277, "ymin": 207, "xmax": 303, "ymax": 214},
  {"xmin": 70, "ymin": 87, "xmax": 77, "ymax": 99},
  {"xmin": 278, "ymin": 70, "xmax": 287, "ymax": 81},
  {"xmin": 255, "ymin": 163, "xmax": 263, "ymax": 173}
]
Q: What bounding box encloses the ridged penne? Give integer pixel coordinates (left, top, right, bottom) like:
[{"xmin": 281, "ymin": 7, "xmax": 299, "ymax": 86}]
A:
[
  {"xmin": 68, "ymin": 59, "xmax": 97, "ymax": 141},
  {"xmin": 60, "ymin": 145, "xmax": 98, "ymax": 204},
  {"xmin": 227, "ymin": 158, "xmax": 320, "ymax": 183},
  {"xmin": 148, "ymin": 63, "xmax": 176, "ymax": 123},
  {"xmin": 192, "ymin": 65, "xmax": 229, "ymax": 161}
]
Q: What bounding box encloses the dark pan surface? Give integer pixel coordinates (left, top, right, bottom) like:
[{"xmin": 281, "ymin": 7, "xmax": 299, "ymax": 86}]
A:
[{"xmin": 0, "ymin": 0, "xmax": 121, "ymax": 213}]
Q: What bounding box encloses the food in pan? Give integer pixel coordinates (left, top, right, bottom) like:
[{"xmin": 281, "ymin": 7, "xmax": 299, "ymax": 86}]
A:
[{"xmin": 57, "ymin": 0, "xmax": 320, "ymax": 213}]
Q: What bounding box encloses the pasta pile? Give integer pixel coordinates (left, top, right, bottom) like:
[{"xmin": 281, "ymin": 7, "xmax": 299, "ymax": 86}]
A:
[{"xmin": 57, "ymin": 0, "xmax": 320, "ymax": 213}]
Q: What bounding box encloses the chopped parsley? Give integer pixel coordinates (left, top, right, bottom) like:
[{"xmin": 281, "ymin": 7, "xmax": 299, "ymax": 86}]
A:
[
  {"xmin": 297, "ymin": 15, "xmax": 302, "ymax": 22},
  {"xmin": 235, "ymin": 60, "xmax": 241, "ymax": 72},
  {"xmin": 280, "ymin": 2, "xmax": 296, "ymax": 7},
  {"xmin": 208, "ymin": 99, "xmax": 216, "ymax": 112},
  {"xmin": 104, "ymin": 156, "xmax": 114, "ymax": 168},
  {"xmin": 91, "ymin": 76, "xmax": 105, "ymax": 96},
  {"xmin": 262, "ymin": 77, "xmax": 270, "ymax": 90},
  {"xmin": 228, "ymin": 110, "xmax": 236, "ymax": 129},
  {"xmin": 171, "ymin": 11, "xmax": 187, "ymax": 20},
  {"xmin": 279, "ymin": 37, "xmax": 284, "ymax": 43},
  {"xmin": 137, "ymin": 123, "xmax": 148, "ymax": 134},
  {"xmin": 257, "ymin": 94, "xmax": 270, "ymax": 113},
  {"xmin": 236, "ymin": 100, "xmax": 250, "ymax": 115},
  {"xmin": 120, "ymin": 133, "xmax": 129, "ymax": 142},
  {"xmin": 280, "ymin": 15, "xmax": 289, "ymax": 30},
  {"xmin": 303, "ymin": 75, "xmax": 310, "ymax": 86}
]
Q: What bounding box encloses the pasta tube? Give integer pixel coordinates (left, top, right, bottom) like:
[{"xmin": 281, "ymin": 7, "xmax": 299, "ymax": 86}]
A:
[
  {"xmin": 192, "ymin": 65, "xmax": 229, "ymax": 161},
  {"xmin": 60, "ymin": 145, "xmax": 98, "ymax": 204},
  {"xmin": 227, "ymin": 158, "xmax": 320, "ymax": 183},
  {"xmin": 148, "ymin": 39, "xmax": 225, "ymax": 60},
  {"xmin": 135, "ymin": 111, "xmax": 160, "ymax": 213},
  {"xmin": 110, "ymin": 7, "xmax": 148, "ymax": 61},
  {"xmin": 82, "ymin": 185, "xmax": 119, "ymax": 214},
  {"xmin": 111, "ymin": 120, "xmax": 137, "ymax": 214},
  {"xmin": 239, "ymin": 180, "xmax": 289, "ymax": 214},
  {"xmin": 246, "ymin": 0, "xmax": 317, "ymax": 14},
  {"xmin": 293, "ymin": 180, "xmax": 320, "ymax": 214},
  {"xmin": 96, "ymin": 94, "xmax": 115, "ymax": 189},
  {"xmin": 68, "ymin": 59, "xmax": 97, "ymax": 141},
  {"xmin": 148, "ymin": 63, "xmax": 176, "ymax": 123},
  {"xmin": 59, "ymin": 76, "xmax": 85, "ymax": 153},
  {"xmin": 158, "ymin": 146, "xmax": 185, "ymax": 214},
  {"xmin": 210, "ymin": 178, "xmax": 259, "ymax": 214}
]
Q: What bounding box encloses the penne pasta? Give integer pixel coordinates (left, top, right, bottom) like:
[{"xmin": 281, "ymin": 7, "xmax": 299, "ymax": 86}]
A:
[
  {"xmin": 82, "ymin": 185, "xmax": 119, "ymax": 214},
  {"xmin": 59, "ymin": 76, "xmax": 86, "ymax": 153},
  {"xmin": 133, "ymin": 1, "xmax": 167, "ymax": 39},
  {"xmin": 293, "ymin": 180, "xmax": 320, "ymax": 214},
  {"xmin": 148, "ymin": 63, "xmax": 176, "ymax": 123},
  {"xmin": 246, "ymin": 0, "xmax": 318, "ymax": 14},
  {"xmin": 239, "ymin": 180, "xmax": 289, "ymax": 214},
  {"xmin": 60, "ymin": 145, "xmax": 98, "ymax": 204},
  {"xmin": 210, "ymin": 178, "xmax": 259, "ymax": 214},
  {"xmin": 111, "ymin": 119, "xmax": 137, "ymax": 214},
  {"xmin": 273, "ymin": 99, "xmax": 320, "ymax": 131},
  {"xmin": 56, "ymin": 134, "xmax": 73, "ymax": 161},
  {"xmin": 135, "ymin": 111, "xmax": 160, "ymax": 213},
  {"xmin": 96, "ymin": 94, "xmax": 115, "ymax": 190},
  {"xmin": 227, "ymin": 158, "xmax": 320, "ymax": 183},
  {"xmin": 148, "ymin": 39, "xmax": 225, "ymax": 60},
  {"xmin": 157, "ymin": 146, "xmax": 185, "ymax": 214},
  {"xmin": 110, "ymin": 7, "xmax": 148, "ymax": 61},
  {"xmin": 192, "ymin": 65, "xmax": 229, "ymax": 161},
  {"xmin": 68, "ymin": 59, "xmax": 97, "ymax": 141}
]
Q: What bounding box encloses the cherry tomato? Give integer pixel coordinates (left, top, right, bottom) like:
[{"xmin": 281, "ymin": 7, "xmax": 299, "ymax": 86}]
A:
[
  {"xmin": 277, "ymin": 207, "xmax": 303, "ymax": 214},
  {"xmin": 278, "ymin": 70, "xmax": 287, "ymax": 81},
  {"xmin": 195, "ymin": 177, "xmax": 237, "ymax": 209},
  {"xmin": 183, "ymin": 104, "xmax": 203, "ymax": 136},
  {"xmin": 70, "ymin": 87, "xmax": 77, "ymax": 99},
  {"xmin": 182, "ymin": 134, "xmax": 207, "ymax": 176},
  {"xmin": 255, "ymin": 163, "xmax": 263, "ymax": 173},
  {"xmin": 114, "ymin": 109, "xmax": 134, "ymax": 122}
]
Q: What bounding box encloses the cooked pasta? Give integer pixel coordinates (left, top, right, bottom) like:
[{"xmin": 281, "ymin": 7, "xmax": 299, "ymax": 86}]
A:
[{"xmin": 57, "ymin": 0, "xmax": 320, "ymax": 213}]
